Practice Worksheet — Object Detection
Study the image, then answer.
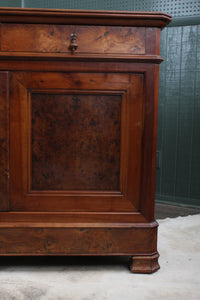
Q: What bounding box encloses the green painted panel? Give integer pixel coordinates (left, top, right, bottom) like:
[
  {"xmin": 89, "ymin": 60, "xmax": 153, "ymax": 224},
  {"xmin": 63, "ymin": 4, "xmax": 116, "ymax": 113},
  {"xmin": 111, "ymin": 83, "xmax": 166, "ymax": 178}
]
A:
[
  {"xmin": 159, "ymin": 27, "xmax": 181, "ymax": 199},
  {"xmin": 174, "ymin": 26, "xmax": 197, "ymax": 199},
  {"xmin": 24, "ymin": 0, "xmax": 98, "ymax": 9},
  {"xmin": 175, "ymin": 72, "xmax": 196, "ymax": 197},
  {"xmin": 168, "ymin": 16, "xmax": 200, "ymax": 27},
  {"xmin": 197, "ymin": 25, "xmax": 200, "ymax": 70},
  {"xmin": 156, "ymin": 29, "xmax": 167, "ymax": 195},
  {"xmin": 156, "ymin": 25, "xmax": 200, "ymax": 207},
  {"xmin": 0, "ymin": 0, "xmax": 21, "ymax": 6},
  {"xmin": 189, "ymin": 38, "xmax": 200, "ymax": 200},
  {"xmin": 133, "ymin": 0, "xmax": 200, "ymax": 17}
]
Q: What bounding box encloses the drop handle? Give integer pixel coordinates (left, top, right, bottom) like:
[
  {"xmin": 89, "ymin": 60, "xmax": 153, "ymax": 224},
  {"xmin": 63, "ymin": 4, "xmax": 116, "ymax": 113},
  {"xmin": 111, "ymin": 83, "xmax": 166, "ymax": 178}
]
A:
[{"xmin": 69, "ymin": 33, "xmax": 78, "ymax": 53}]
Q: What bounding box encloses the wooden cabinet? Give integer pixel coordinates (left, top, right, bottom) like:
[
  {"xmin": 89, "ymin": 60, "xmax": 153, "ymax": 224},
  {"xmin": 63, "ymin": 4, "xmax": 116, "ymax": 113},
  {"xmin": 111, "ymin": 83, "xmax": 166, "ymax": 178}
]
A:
[{"xmin": 0, "ymin": 8, "xmax": 171, "ymax": 273}]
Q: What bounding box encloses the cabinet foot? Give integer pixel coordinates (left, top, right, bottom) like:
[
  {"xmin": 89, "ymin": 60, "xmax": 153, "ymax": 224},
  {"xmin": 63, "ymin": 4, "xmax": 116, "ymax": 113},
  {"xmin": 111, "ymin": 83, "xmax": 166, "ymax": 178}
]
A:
[{"xmin": 129, "ymin": 253, "xmax": 160, "ymax": 274}]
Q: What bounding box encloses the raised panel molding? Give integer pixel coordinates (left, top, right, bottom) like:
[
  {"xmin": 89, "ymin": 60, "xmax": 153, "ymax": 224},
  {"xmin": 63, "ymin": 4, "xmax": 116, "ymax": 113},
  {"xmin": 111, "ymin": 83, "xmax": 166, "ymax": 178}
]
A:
[{"xmin": 10, "ymin": 71, "xmax": 144, "ymax": 213}]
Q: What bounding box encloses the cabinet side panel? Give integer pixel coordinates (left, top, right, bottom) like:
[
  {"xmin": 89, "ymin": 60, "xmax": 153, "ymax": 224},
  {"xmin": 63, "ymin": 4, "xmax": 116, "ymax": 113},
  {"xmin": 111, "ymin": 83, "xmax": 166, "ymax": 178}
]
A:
[
  {"xmin": 0, "ymin": 71, "xmax": 9, "ymax": 211},
  {"xmin": 140, "ymin": 65, "xmax": 160, "ymax": 221}
]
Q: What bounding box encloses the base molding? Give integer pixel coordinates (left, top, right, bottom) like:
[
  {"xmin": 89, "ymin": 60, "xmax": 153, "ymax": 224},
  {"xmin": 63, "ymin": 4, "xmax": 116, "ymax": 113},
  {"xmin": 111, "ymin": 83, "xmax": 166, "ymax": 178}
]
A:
[
  {"xmin": 129, "ymin": 252, "xmax": 160, "ymax": 273},
  {"xmin": 0, "ymin": 223, "xmax": 158, "ymax": 255},
  {"xmin": 0, "ymin": 222, "xmax": 159, "ymax": 273}
]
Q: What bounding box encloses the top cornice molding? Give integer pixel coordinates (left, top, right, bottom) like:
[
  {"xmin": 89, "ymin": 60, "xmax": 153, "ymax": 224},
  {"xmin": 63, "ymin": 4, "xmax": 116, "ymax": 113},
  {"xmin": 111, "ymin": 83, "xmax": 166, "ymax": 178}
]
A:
[{"xmin": 0, "ymin": 8, "xmax": 172, "ymax": 27}]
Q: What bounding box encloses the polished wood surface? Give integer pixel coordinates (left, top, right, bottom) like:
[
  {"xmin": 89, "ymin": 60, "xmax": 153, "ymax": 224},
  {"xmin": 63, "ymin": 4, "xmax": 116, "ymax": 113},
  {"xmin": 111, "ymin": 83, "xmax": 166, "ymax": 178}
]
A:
[
  {"xmin": 2, "ymin": 24, "xmax": 145, "ymax": 55},
  {"xmin": 0, "ymin": 8, "xmax": 171, "ymax": 273},
  {"xmin": 31, "ymin": 93, "xmax": 121, "ymax": 191},
  {"xmin": 10, "ymin": 72, "xmax": 143, "ymax": 212},
  {"xmin": 129, "ymin": 253, "xmax": 160, "ymax": 274},
  {"xmin": 0, "ymin": 222, "xmax": 158, "ymax": 255},
  {"xmin": 0, "ymin": 8, "xmax": 171, "ymax": 27},
  {"xmin": 0, "ymin": 72, "xmax": 9, "ymax": 211}
]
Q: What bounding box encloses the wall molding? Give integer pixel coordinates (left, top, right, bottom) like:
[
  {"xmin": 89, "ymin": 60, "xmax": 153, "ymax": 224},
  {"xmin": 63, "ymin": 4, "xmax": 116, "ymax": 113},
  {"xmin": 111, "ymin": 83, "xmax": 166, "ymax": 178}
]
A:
[
  {"xmin": 156, "ymin": 194, "xmax": 200, "ymax": 208},
  {"xmin": 167, "ymin": 15, "xmax": 200, "ymax": 27}
]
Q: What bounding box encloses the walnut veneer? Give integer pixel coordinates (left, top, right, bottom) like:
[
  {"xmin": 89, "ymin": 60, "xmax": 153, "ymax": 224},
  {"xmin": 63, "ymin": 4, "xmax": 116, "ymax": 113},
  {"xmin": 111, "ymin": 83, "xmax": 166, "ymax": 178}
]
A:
[{"xmin": 0, "ymin": 8, "xmax": 171, "ymax": 273}]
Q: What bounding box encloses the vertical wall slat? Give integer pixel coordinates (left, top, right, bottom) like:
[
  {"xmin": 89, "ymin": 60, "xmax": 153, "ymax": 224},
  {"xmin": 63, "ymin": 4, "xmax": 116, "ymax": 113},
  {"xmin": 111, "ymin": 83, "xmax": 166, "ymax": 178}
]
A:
[
  {"xmin": 156, "ymin": 24, "xmax": 200, "ymax": 207},
  {"xmin": 160, "ymin": 27, "xmax": 182, "ymax": 200},
  {"xmin": 156, "ymin": 28, "xmax": 167, "ymax": 195},
  {"xmin": 189, "ymin": 24, "xmax": 200, "ymax": 201},
  {"xmin": 175, "ymin": 26, "xmax": 197, "ymax": 199}
]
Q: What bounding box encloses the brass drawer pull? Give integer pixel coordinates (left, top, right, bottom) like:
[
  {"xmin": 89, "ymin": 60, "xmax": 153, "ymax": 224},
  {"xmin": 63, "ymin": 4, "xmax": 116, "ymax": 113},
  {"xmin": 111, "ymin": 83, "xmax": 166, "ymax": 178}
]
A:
[{"xmin": 69, "ymin": 33, "xmax": 78, "ymax": 53}]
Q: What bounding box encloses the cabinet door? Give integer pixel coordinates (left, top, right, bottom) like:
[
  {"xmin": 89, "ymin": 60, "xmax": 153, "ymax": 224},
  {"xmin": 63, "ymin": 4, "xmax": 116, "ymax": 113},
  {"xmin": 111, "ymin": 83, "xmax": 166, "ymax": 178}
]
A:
[{"xmin": 10, "ymin": 71, "xmax": 144, "ymax": 212}]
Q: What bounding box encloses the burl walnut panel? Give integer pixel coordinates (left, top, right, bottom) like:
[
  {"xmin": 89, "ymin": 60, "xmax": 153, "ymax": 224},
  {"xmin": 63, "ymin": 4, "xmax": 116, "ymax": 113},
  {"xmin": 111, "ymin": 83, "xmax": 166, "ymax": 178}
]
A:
[
  {"xmin": 0, "ymin": 224, "xmax": 158, "ymax": 255},
  {"xmin": 1, "ymin": 24, "xmax": 145, "ymax": 55},
  {"xmin": 31, "ymin": 93, "xmax": 121, "ymax": 191}
]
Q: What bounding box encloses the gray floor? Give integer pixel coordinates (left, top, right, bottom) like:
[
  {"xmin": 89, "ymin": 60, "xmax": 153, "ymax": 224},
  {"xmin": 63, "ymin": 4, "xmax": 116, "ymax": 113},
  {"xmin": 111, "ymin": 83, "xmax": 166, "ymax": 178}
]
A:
[{"xmin": 155, "ymin": 202, "xmax": 200, "ymax": 219}]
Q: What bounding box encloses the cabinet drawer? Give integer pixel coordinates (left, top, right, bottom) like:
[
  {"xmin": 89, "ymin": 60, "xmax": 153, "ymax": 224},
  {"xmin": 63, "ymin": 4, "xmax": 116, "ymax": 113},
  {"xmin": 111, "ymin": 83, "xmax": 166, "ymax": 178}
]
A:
[{"xmin": 1, "ymin": 24, "xmax": 145, "ymax": 55}]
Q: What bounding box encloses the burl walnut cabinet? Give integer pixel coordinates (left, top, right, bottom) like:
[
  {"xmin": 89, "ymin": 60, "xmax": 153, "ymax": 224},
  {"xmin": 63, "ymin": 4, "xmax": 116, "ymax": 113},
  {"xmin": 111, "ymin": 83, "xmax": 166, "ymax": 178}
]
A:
[{"xmin": 0, "ymin": 8, "xmax": 171, "ymax": 273}]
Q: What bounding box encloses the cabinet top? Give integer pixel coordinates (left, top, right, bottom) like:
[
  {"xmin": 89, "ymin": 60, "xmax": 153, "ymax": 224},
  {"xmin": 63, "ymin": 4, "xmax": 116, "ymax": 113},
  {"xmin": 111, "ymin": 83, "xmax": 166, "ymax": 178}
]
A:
[{"xmin": 0, "ymin": 8, "xmax": 171, "ymax": 28}]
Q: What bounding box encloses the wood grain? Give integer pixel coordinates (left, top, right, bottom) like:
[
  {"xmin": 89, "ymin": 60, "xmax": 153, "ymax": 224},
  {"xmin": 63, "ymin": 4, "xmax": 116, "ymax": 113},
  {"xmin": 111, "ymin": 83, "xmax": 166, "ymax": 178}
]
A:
[
  {"xmin": 0, "ymin": 212, "xmax": 147, "ymax": 223},
  {"xmin": 31, "ymin": 93, "xmax": 121, "ymax": 191},
  {"xmin": 0, "ymin": 72, "xmax": 9, "ymax": 211},
  {"xmin": 0, "ymin": 222, "xmax": 158, "ymax": 255},
  {"xmin": 10, "ymin": 72, "xmax": 143, "ymax": 212},
  {"xmin": 129, "ymin": 253, "xmax": 160, "ymax": 273},
  {"xmin": 1, "ymin": 24, "xmax": 145, "ymax": 55},
  {"xmin": 0, "ymin": 8, "xmax": 172, "ymax": 27},
  {"xmin": 0, "ymin": 8, "xmax": 171, "ymax": 273}
]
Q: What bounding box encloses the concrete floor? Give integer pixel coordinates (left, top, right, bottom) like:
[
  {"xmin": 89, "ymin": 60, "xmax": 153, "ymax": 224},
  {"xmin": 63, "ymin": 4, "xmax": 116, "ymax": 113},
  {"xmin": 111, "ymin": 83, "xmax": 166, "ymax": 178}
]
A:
[{"xmin": 155, "ymin": 202, "xmax": 200, "ymax": 219}]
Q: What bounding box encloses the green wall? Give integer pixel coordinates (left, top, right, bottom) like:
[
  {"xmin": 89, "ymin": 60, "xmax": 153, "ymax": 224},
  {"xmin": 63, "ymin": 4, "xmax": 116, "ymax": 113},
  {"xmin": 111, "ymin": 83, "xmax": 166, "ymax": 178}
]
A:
[
  {"xmin": 157, "ymin": 25, "xmax": 200, "ymax": 207},
  {"xmin": 0, "ymin": 1, "xmax": 199, "ymax": 207}
]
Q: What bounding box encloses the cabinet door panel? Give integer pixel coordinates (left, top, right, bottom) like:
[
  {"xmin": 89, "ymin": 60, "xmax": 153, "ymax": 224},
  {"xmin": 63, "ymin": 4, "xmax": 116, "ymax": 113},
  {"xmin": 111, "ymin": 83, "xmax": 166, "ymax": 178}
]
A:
[
  {"xmin": 31, "ymin": 93, "xmax": 121, "ymax": 191},
  {"xmin": 10, "ymin": 71, "xmax": 144, "ymax": 212}
]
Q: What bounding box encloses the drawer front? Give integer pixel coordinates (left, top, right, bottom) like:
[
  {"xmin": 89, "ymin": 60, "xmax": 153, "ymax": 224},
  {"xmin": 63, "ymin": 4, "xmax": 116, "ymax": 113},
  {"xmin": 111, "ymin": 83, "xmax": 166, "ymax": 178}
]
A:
[{"xmin": 1, "ymin": 24, "xmax": 145, "ymax": 55}]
